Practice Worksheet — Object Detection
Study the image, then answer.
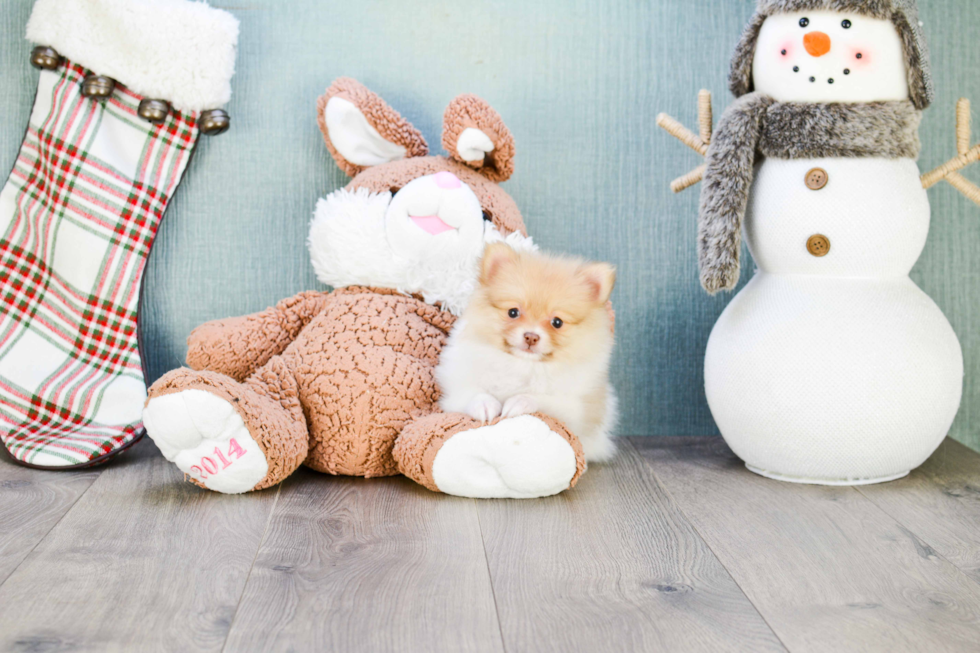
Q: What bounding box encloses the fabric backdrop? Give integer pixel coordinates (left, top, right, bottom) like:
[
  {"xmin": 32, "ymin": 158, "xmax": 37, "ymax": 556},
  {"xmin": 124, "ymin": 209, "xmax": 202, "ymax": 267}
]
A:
[{"xmin": 2, "ymin": 0, "xmax": 979, "ymax": 451}]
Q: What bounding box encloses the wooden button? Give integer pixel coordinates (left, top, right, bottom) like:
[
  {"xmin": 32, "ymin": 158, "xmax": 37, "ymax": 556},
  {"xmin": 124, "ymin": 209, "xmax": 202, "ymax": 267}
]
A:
[
  {"xmin": 805, "ymin": 167, "xmax": 829, "ymax": 190},
  {"xmin": 807, "ymin": 234, "xmax": 831, "ymax": 257}
]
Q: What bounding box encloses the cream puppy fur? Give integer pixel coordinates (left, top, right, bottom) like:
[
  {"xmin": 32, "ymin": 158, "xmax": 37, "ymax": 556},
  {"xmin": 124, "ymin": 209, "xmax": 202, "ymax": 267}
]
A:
[{"xmin": 437, "ymin": 244, "xmax": 618, "ymax": 462}]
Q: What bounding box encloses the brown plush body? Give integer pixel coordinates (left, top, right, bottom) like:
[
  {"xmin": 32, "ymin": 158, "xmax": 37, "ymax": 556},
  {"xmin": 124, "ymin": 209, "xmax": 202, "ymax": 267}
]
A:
[
  {"xmin": 151, "ymin": 286, "xmax": 585, "ymax": 490},
  {"xmin": 193, "ymin": 286, "xmax": 451, "ymax": 476}
]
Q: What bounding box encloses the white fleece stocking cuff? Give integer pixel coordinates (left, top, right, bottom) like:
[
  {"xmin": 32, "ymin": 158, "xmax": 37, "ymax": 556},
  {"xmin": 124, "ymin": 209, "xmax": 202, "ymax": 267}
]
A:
[{"xmin": 26, "ymin": 0, "xmax": 239, "ymax": 112}]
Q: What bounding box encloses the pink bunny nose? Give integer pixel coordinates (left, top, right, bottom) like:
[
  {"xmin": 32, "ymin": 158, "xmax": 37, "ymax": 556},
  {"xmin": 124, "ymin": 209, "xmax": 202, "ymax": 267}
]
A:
[{"xmin": 434, "ymin": 171, "xmax": 462, "ymax": 189}]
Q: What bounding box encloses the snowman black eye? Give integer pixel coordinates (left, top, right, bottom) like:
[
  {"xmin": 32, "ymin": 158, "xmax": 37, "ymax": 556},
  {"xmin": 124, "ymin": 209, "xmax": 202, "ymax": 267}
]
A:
[
  {"xmin": 799, "ymin": 17, "xmax": 810, "ymax": 27},
  {"xmin": 508, "ymin": 308, "xmax": 520, "ymax": 319},
  {"xmin": 842, "ymin": 19, "xmax": 852, "ymax": 29}
]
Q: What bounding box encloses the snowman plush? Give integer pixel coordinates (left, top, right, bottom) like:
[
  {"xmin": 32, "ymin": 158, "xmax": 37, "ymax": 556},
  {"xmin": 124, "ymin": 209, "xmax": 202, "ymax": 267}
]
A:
[{"xmin": 660, "ymin": 0, "xmax": 980, "ymax": 485}]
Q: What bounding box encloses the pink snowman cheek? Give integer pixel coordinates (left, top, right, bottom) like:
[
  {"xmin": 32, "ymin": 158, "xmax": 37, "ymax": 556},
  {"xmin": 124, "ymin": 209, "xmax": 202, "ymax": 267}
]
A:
[
  {"xmin": 778, "ymin": 40, "xmax": 795, "ymax": 59},
  {"xmin": 849, "ymin": 46, "xmax": 872, "ymax": 68}
]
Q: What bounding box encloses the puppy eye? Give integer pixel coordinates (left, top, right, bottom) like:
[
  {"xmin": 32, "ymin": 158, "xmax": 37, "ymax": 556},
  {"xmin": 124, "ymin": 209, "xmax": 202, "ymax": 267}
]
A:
[
  {"xmin": 508, "ymin": 308, "xmax": 520, "ymax": 318},
  {"xmin": 841, "ymin": 19, "xmax": 852, "ymax": 29},
  {"xmin": 799, "ymin": 17, "xmax": 809, "ymax": 27},
  {"xmin": 482, "ymin": 210, "xmax": 492, "ymax": 222},
  {"xmin": 551, "ymin": 317, "xmax": 563, "ymax": 329}
]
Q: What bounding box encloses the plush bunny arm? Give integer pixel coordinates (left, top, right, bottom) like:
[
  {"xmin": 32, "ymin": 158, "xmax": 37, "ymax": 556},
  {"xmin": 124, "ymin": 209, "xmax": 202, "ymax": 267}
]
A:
[
  {"xmin": 186, "ymin": 291, "xmax": 331, "ymax": 382},
  {"xmin": 698, "ymin": 93, "xmax": 773, "ymax": 294}
]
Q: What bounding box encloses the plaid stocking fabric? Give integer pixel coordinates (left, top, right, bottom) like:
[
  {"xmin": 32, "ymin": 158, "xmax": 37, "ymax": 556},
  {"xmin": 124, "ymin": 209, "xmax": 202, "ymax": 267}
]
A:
[{"xmin": 0, "ymin": 61, "xmax": 200, "ymax": 467}]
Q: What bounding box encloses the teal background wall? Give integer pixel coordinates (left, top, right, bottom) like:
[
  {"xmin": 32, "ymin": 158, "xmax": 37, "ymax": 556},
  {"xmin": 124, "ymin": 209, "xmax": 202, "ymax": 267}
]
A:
[{"xmin": 2, "ymin": 0, "xmax": 980, "ymax": 451}]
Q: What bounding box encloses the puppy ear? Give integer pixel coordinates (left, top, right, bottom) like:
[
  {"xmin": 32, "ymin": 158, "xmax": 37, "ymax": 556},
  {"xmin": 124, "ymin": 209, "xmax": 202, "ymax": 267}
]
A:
[
  {"xmin": 317, "ymin": 78, "xmax": 429, "ymax": 178},
  {"xmin": 580, "ymin": 262, "xmax": 617, "ymax": 305},
  {"xmin": 442, "ymin": 94, "xmax": 515, "ymax": 182},
  {"xmin": 480, "ymin": 243, "xmax": 518, "ymax": 284}
]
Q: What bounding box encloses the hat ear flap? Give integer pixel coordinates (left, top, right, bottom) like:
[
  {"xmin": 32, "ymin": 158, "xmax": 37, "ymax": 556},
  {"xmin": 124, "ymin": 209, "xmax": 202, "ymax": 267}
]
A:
[
  {"xmin": 442, "ymin": 94, "xmax": 515, "ymax": 182},
  {"xmin": 729, "ymin": 12, "xmax": 767, "ymax": 98},
  {"xmin": 892, "ymin": 11, "xmax": 934, "ymax": 110},
  {"xmin": 317, "ymin": 77, "xmax": 429, "ymax": 178}
]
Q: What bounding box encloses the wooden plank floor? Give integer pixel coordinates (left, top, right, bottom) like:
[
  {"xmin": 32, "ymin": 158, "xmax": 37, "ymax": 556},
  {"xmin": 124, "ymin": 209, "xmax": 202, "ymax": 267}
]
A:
[{"xmin": 1, "ymin": 437, "xmax": 979, "ymax": 652}]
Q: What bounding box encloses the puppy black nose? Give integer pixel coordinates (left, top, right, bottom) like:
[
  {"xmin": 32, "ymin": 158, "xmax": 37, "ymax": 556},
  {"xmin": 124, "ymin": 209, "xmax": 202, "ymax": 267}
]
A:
[{"xmin": 523, "ymin": 332, "xmax": 540, "ymax": 347}]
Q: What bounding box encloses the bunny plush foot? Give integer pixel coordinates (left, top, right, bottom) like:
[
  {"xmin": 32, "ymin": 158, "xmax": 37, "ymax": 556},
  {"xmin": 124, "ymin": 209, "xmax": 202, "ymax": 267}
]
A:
[
  {"xmin": 143, "ymin": 366, "xmax": 308, "ymax": 493},
  {"xmin": 144, "ymin": 388, "xmax": 268, "ymax": 494},
  {"xmin": 393, "ymin": 412, "xmax": 586, "ymax": 499}
]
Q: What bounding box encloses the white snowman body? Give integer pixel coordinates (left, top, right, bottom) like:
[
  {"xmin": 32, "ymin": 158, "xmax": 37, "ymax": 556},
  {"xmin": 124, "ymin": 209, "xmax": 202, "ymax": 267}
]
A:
[{"xmin": 704, "ymin": 10, "xmax": 964, "ymax": 483}]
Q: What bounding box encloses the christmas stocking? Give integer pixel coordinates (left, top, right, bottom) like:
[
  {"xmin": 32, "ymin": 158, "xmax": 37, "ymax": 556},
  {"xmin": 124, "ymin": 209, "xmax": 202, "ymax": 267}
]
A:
[{"xmin": 0, "ymin": 0, "xmax": 238, "ymax": 468}]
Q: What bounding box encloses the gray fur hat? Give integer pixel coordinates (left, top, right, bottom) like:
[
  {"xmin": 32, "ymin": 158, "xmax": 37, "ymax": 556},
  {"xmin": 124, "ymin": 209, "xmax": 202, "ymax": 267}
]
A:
[{"xmin": 729, "ymin": 0, "xmax": 934, "ymax": 109}]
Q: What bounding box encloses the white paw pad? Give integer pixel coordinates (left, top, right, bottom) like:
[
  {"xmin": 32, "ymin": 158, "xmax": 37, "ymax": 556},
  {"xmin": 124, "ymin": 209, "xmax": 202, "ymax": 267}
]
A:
[
  {"xmin": 501, "ymin": 394, "xmax": 537, "ymax": 418},
  {"xmin": 142, "ymin": 389, "xmax": 268, "ymax": 494},
  {"xmin": 431, "ymin": 415, "xmax": 578, "ymax": 499},
  {"xmin": 465, "ymin": 393, "xmax": 502, "ymax": 422}
]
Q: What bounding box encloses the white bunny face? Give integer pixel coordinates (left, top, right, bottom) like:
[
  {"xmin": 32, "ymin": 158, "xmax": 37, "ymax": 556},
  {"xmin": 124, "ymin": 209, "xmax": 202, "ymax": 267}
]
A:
[
  {"xmin": 308, "ymin": 186, "xmax": 534, "ymax": 315},
  {"xmin": 384, "ymin": 172, "xmax": 486, "ymax": 264},
  {"xmin": 752, "ymin": 10, "xmax": 909, "ymax": 104}
]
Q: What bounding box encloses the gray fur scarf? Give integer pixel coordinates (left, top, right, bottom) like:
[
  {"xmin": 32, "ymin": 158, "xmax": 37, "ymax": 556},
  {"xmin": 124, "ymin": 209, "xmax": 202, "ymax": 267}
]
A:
[{"xmin": 697, "ymin": 94, "xmax": 922, "ymax": 293}]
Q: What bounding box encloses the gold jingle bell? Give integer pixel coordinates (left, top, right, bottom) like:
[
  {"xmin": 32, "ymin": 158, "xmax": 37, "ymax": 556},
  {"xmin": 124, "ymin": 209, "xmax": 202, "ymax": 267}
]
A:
[
  {"xmin": 138, "ymin": 99, "xmax": 171, "ymax": 124},
  {"xmin": 81, "ymin": 75, "xmax": 116, "ymax": 99},
  {"xmin": 199, "ymin": 109, "xmax": 230, "ymax": 136},
  {"xmin": 30, "ymin": 46, "xmax": 62, "ymax": 71}
]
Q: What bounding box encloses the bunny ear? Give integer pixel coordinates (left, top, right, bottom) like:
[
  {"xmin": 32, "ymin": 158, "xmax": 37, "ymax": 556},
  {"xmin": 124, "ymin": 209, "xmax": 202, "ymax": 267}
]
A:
[
  {"xmin": 317, "ymin": 78, "xmax": 429, "ymax": 178},
  {"xmin": 442, "ymin": 94, "xmax": 515, "ymax": 182}
]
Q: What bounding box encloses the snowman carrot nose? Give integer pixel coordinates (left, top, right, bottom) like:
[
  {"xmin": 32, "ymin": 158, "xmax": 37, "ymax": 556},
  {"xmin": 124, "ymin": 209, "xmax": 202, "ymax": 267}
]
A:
[{"xmin": 803, "ymin": 31, "xmax": 832, "ymax": 57}]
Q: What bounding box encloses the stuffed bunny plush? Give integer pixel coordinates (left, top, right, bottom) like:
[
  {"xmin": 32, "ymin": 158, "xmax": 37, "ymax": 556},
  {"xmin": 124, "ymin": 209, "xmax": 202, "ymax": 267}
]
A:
[{"xmin": 142, "ymin": 78, "xmax": 587, "ymax": 498}]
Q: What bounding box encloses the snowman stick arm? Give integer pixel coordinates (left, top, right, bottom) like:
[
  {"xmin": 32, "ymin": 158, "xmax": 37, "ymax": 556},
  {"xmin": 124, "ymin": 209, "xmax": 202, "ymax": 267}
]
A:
[
  {"xmin": 698, "ymin": 90, "xmax": 713, "ymax": 145},
  {"xmin": 945, "ymin": 173, "xmax": 980, "ymax": 207},
  {"xmin": 956, "ymin": 99, "xmax": 971, "ymax": 155},
  {"xmin": 656, "ymin": 113, "xmax": 708, "ymax": 155},
  {"xmin": 951, "ymin": 99, "xmax": 980, "ymax": 208},
  {"xmin": 671, "ymin": 165, "xmax": 707, "ymax": 193},
  {"xmin": 921, "ymin": 144, "xmax": 980, "ymax": 189},
  {"xmin": 658, "ymin": 92, "xmax": 714, "ymax": 194},
  {"xmin": 921, "ymin": 98, "xmax": 980, "ymax": 203}
]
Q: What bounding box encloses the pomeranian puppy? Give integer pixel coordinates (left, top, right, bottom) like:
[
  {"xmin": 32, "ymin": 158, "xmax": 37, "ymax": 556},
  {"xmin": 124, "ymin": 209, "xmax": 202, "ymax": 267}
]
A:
[{"xmin": 437, "ymin": 243, "xmax": 618, "ymax": 462}]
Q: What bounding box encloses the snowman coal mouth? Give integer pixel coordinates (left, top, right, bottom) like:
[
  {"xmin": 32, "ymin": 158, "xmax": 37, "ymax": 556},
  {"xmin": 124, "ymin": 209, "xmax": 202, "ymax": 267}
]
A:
[{"xmin": 792, "ymin": 65, "xmax": 852, "ymax": 85}]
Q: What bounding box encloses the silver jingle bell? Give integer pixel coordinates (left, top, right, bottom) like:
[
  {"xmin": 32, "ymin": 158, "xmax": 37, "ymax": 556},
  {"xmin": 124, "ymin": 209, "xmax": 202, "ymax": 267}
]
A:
[
  {"xmin": 138, "ymin": 98, "xmax": 171, "ymax": 124},
  {"xmin": 199, "ymin": 109, "xmax": 230, "ymax": 136},
  {"xmin": 81, "ymin": 75, "xmax": 116, "ymax": 99},
  {"xmin": 30, "ymin": 46, "xmax": 62, "ymax": 71}
]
